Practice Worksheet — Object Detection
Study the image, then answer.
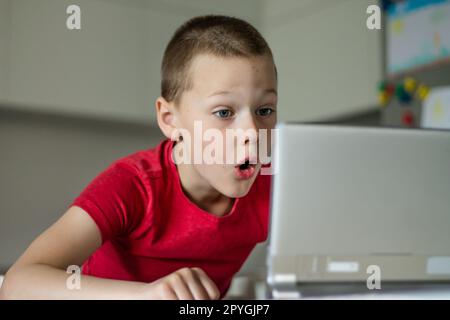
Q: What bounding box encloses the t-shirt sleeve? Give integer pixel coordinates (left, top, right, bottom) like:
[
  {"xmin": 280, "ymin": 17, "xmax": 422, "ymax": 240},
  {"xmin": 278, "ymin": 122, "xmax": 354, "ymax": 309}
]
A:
[{"xmin": 70, "ymin": 162, "xmax": 149, "ymax": 243}]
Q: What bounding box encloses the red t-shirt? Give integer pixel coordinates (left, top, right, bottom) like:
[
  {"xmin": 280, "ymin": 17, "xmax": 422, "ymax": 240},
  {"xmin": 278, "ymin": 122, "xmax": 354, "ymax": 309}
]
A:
[{"xmin": 70, "ymin": 139, "xmax": 270, "ymax": 298}]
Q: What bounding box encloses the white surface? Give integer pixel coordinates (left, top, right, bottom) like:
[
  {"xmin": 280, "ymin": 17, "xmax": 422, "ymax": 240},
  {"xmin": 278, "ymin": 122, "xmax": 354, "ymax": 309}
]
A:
[
  {"xmin": 427, "ymin": 256, "xmax": 450, "ymax": 275},
  {"xmin": 421, "ymin": 86, "xmax": 450, "ymax": 129},
  {"xmin": 225, "ymin": 276, "xmax": 253, "ymax": 299}
]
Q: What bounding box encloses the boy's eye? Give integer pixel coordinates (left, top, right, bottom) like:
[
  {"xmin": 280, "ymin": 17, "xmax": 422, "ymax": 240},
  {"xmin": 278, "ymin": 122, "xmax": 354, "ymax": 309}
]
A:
[
  {"xmin": 256, "ymin": 107, "xmax": 275, "ymax": 117},
  {"xmin": 213, "ymin": 109, "xmax": 234, "ymax": 119}
]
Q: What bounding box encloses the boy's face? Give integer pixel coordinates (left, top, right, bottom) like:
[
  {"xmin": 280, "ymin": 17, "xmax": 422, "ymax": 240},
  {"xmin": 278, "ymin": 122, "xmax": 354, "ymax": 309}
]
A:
[{"xmin": 173, "ymin": 53, "xmax": 277, "ymax": 198}]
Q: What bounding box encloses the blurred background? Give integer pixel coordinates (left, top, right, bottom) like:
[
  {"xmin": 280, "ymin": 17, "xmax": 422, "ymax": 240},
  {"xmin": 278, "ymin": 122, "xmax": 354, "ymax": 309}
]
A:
[{"xmin": 1, "ymin": 0, "xmax": 449, "ymax": 298}]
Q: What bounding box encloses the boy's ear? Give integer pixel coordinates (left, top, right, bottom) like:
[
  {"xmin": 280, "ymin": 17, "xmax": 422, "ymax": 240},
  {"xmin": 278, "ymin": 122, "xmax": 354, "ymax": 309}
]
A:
[{"xmin": 155, "ymin": 96, "xmax": 178, "ymax": 140}]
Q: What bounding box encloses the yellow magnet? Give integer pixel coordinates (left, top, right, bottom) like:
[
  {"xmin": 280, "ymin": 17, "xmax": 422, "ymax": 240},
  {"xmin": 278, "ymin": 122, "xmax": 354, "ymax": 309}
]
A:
[
  {"xmin": 403, "ymin": 77, "xmax": 417, "ymax": 93},
  {"xmin": 417, "ymin": 85, "xmax": 430, "ymax": 101}
]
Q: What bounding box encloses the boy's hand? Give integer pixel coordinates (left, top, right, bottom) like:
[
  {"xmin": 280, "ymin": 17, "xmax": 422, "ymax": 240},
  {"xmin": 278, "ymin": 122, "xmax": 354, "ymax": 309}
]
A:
[{"xmin": 143, "ymin": 267, "xmax": 220, "ymax": 300}]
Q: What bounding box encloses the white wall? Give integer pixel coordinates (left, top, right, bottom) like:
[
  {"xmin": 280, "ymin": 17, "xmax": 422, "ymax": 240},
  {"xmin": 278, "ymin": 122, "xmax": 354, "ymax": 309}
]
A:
[
  {"xmin": 0, "ymin": 0, "xmax": 263, "ymax": 124},
  {"xmin": 0, "ymin": 111, "xmax": 164, "ymax": 270},
  {"xmin": 1, "ymin": 0, "xmax": 383, "ymax": 123},
  {"xmin": 0, "ymin": 0, "xmax": 10, "ymax": 99},
  {"xmin": 262, "ymin": 0, "xmax": 382, "ymax": 121}
]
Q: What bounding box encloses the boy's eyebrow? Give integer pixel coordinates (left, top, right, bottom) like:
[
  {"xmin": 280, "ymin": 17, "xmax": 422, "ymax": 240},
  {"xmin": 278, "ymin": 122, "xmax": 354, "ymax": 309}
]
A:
[
  {"xmin": 208, "ymin": 90, "xmax": 231, "ymax": 97},
  {"xmin": 207, "ymin": 88, "xmax": 277, "ymax": 97},
  {"xmin": 265, "ymin": 88, "xmax": 278, "ymax": 95}
]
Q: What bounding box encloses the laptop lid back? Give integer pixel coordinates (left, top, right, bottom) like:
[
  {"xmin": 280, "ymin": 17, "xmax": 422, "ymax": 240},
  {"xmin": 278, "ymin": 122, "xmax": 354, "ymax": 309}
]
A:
[{"xmin": 268, "ymin": 124, "xmax": 450, "ymax": 286}]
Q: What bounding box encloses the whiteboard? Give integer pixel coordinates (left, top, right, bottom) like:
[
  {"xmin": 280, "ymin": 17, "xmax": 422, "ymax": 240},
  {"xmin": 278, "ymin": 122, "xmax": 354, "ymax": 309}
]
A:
[{"xmin": 387, "ymin": 0, "xmax": 450, "ymax": 75}]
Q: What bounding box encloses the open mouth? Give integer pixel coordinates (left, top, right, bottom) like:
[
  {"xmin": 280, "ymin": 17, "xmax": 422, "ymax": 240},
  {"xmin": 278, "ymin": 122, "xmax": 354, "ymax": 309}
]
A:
[
  {"xmin": 239, "ymin": 160, "xmax": 251, "ymax": 171},
  {"xmin": 234, "ymin": 159, "xmax": 256, "ymax": 180}
]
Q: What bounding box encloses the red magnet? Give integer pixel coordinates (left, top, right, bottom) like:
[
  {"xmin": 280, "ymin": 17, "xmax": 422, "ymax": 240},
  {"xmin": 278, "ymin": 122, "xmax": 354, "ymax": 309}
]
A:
[
  {"xmin": 386, "ymin": 83, "xmax": 395, "ymax": 96},
  {"xmin": 401, "ymin": 111, "xmax": 415, "ymax": 127}
]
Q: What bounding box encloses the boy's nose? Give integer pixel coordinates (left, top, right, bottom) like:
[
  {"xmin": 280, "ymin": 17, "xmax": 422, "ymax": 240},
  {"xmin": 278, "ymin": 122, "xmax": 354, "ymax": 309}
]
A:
[
  {"xmin": 243, "ymin": 120, "xmax": 258, "ymax": 145},
  {"xmin": 240, "ymin": 112, "xmax": 259, "ymax": 140}
]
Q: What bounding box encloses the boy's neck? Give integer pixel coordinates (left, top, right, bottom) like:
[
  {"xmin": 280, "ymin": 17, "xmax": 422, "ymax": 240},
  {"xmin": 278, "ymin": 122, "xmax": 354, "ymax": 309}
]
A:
[{"xmin": 173, "ymin": 148, "xmax": 234, "ymax": 217}]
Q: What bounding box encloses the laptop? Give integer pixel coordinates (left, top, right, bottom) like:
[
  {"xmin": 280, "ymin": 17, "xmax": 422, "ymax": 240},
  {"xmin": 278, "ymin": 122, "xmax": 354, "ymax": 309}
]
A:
[{"xmin": 267, "ymin": 123, "xmax": 450, "ymax": 298}]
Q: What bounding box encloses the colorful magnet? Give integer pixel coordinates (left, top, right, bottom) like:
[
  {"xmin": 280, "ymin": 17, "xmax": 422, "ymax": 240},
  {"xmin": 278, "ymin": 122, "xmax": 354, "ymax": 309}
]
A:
[
  {"xmin": 377, "ymin": 78, "xmax": 429, "ymax": 107},
  {"xmin": 386, "ymin": 83, "xmax": 395, "ymax": 96},
  {"xmin": 377, "ymin": 81, "xmax": 394, "ymax": 106},
  {"xmin": 396, "ymin": 85, "xmax": 412, "ymax": 104},
  {"xmin": 403, "ymin": 77, "xmax": 417, "ymax": 94},
  {"xmin": 401, "ymin": 110, "xmax": 415, "ymax": 127},
  {"xmin": 395, "ymin": 83, "xmax": 404, "ymax": 96},
  {"xmin": 417, "ymin": 85, "xmax": 430, "ymax": 101},
  {"xmin": 378, "ymin": 91, "xmax": 389, "ymax": 106}
]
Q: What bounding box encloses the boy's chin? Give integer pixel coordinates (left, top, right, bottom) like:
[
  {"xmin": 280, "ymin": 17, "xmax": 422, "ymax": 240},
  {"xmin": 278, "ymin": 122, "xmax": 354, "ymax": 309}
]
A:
[{"xmin": 216, "ymin": 182, "xmax": 254, "ymax": 199}]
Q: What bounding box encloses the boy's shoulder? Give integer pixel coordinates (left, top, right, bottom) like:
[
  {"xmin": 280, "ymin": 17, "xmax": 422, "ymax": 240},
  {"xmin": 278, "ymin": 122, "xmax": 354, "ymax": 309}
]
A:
[{"xmin": 111, "ymin": 139, "xmax": 172, "ymax": 180}]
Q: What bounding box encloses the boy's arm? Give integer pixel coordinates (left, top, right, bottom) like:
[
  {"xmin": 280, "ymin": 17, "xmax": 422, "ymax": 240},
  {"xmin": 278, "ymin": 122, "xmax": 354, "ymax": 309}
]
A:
[
  {"xmin": 0, "ymin": 206, "xmax": 147, "ymax": 299},
  {"xmin": 0, "ymin": 206, "xmax": 219, "ymax": 300}
]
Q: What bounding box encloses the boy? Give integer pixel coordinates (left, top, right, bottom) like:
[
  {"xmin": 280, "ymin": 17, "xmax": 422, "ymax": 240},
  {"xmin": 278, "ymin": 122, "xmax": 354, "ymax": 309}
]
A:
[{"xmin": 0, "ymin": 15, "xmax": 277, "ymax": 300}]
